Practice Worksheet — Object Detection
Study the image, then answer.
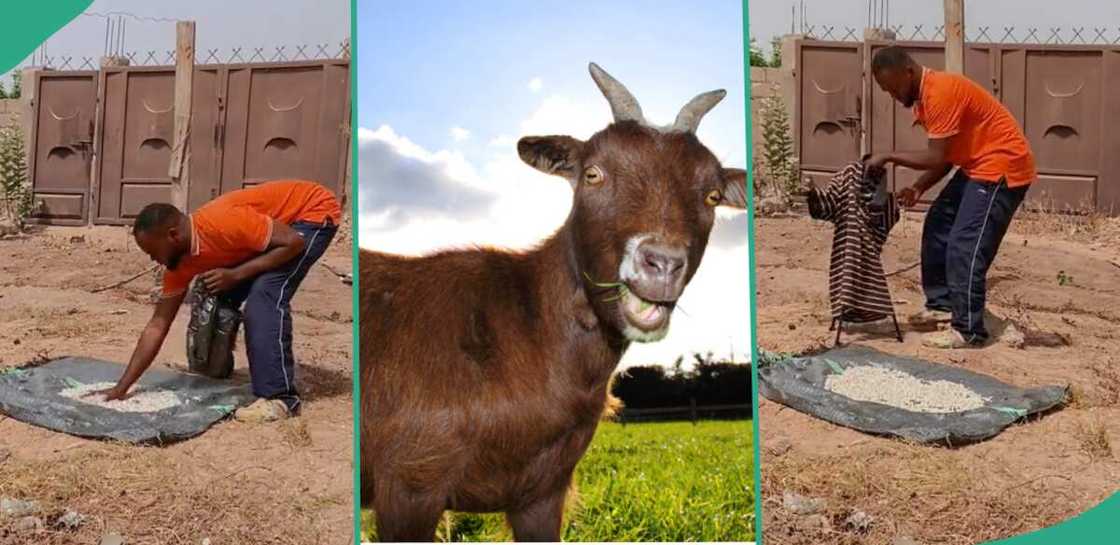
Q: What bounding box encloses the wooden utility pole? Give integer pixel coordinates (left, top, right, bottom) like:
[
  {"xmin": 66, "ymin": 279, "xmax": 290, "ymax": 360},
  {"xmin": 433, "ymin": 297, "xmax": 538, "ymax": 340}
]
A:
[
  {"xmin": 169, "ymin": 21, "xmax": 195, "ymax": 212},
  {"xmin": 944, "ymin": 0, "xmax": 964, "ymax": 73}
]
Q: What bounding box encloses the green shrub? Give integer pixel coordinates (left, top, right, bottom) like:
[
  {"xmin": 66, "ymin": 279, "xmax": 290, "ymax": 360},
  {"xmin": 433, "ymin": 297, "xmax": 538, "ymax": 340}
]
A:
[{"xmin": 0, "ymin": 121, "xmax": 34, "ymax": 228}]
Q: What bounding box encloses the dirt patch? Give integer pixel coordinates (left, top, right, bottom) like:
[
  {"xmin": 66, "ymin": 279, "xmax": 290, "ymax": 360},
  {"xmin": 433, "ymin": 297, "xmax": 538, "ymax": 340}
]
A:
[
  {"xmin": 757, "ymin": 214, "xmax": 1120, "ymax": 545},
  {"xmin": 0, "ymin": 226, "xmax": 353, "ymax": 544}
]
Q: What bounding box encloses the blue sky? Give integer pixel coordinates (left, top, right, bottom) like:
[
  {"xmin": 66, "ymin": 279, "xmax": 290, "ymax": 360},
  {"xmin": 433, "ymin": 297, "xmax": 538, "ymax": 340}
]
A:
[
  {"xmin": 358, "ymin": 1, "xmax": 744, "ymax": 155},
  {"xmin": 356, "ymin": 0, "xmax": 751, "ymax": 367}
]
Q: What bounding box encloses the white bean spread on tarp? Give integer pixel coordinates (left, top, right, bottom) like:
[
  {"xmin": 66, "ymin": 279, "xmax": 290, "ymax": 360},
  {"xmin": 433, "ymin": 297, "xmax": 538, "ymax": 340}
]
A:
[
  {"xmin": 59, "ymin": 381, "xmax": 182, "ymax": 413},
  {"xmin": 824, "ymin": 366, "xmax": 987, "ymax": 413}
]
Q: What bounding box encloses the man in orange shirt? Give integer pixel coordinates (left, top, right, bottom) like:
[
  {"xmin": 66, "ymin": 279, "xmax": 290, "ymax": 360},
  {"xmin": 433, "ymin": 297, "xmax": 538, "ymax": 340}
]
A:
[
  {"xmin": 866, "ymin": 46, "xmax": 1035, "ymax": 349},
  {"xmin": 99, "ymin": 180, "xmax": 341, "ymax": 422}
]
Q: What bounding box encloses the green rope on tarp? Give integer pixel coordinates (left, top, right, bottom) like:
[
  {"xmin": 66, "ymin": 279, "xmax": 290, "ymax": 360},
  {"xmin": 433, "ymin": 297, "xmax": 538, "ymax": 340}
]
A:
[
  {"xmin": 757, "ymin": 349, "xmax": 797, "ymax": 366},
  {"xmin": 208, "ymin": 404, "xmax": 234, "ymax": 415},
  {"xmin": 62, "ymin": 377, "xmax": 83, "ymax": 388},
  {"xmin": 822, "ymin": 358, "xmax": 845, "ymax": 374},
  {"xmin": 992, "ymin": 406, "xmax": 1028, "ymax": 418},
  {"xmin": 0, "ymin": 367, "xmax": 28, "ymax": 377}
]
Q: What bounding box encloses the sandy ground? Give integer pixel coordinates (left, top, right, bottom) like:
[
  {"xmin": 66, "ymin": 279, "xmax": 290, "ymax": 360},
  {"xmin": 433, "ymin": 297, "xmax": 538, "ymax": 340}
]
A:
[
  {"xmin": 0, "ymin": 226, "xmax": 353, "ymax": 545},
  {"xmin": 756, "ymin": 210, "xmax": 1120, "ymax": 545}
]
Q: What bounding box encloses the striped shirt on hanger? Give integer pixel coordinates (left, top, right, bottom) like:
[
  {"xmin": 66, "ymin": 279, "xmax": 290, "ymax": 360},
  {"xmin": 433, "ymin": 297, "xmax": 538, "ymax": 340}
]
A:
[{"xmin": 807, "ymin": 161, "xmax": 900, "ymax": 324}]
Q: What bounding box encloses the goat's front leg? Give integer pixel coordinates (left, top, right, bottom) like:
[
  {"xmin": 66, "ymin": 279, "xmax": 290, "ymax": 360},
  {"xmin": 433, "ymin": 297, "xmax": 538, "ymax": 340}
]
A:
[
  {"xmin": 373, "ymin": 487, "xmax": 443, "ymax": 542},
  {"xmin": 506, "ymin": 486, "xmax": 568, "ymax": 542}
]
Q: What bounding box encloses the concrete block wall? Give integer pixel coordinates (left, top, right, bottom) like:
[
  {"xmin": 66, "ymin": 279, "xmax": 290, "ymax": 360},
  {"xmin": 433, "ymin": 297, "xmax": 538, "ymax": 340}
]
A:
[{"xmin": 750, "ymin": 35, "xmax": 799, "ymax": 173}]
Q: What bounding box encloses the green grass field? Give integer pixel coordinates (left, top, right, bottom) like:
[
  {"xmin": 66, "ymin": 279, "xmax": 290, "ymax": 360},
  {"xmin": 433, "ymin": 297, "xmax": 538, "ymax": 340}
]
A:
[{"xmin": 361, "ymin": 419, "xmax": 755, "ymax": 542}]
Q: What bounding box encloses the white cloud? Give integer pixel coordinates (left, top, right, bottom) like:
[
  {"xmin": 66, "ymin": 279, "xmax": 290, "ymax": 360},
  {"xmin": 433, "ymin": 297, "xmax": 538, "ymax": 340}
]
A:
[
  {"xmin": 357, "ymin": 125, "xmax": 498, "ymax": 246},
  {"xmin": 359, "ymin": 124, "xmax": 571, "ymax": 255},
  {"xmin": 489, "ymin": 135, "xmax": 517, "ymax": 149},
  {"xmin": 528, "ymin": 77, "xmax": 543, "ymax": 92},
  {"xmin": 520, "ymin": 94, "xmax": 603, "ymax": 140},
  {"xmin": 450, "ymin": 126, "xmax": 471, "ymax": 142}
]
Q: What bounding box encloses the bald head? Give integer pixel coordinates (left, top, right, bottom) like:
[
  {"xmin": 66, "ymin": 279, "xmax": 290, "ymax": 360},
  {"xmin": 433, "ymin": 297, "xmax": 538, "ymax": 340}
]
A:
[
  {"xmin": 871, "ymin": 46, "xmax": 924, "ymax": 108},
  {"xmin": 133, "ymin": 203, "xmax": 190, "ymax": 270}
]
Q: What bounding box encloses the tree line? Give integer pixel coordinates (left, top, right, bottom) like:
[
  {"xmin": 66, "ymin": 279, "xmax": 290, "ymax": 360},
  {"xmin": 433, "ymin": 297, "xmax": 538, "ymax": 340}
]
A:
[{"xmin": 611, "ymin": 353, "xmax": 751, "ymax": 410}]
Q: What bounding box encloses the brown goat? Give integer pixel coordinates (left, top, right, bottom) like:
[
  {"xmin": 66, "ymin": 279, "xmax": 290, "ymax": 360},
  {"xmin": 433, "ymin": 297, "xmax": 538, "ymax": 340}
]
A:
[{"xmin": 360, "ymin": 63, "xmax": 747, "ymax": 541}]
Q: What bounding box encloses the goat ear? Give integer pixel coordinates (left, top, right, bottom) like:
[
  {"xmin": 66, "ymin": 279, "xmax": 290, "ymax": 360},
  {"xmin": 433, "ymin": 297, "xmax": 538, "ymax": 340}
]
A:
[
  {"xmin": 719, "ymin": 168, "xmax": 748, "ymax": 209},
  {"xmin": 518, "ymin": 136, "xmax": 584, "ymax": 183}
]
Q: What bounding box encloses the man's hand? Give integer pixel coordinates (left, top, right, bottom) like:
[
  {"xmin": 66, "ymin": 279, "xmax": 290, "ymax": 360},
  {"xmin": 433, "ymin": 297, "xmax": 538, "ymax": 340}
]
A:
[
  {"xmin": 199, "ymin": 268, "xmax": 242, "ymax": 294},
  {"xmin": 865, "ymin": 153, "xmax": 892, "ymax": 170},
  {"xmin": 93, "ymin": 384, "xmax": 130, "ymax": 401},
  {"xmin": 897, "ymin": 185, "xmax": 926, "ymax": 208},
  {"xmin": 899, "ymin": 163, "xmax": 952, "ymax": 209},
  {"xmin": 111, "ymin": 292, "xmax": 184, "ymax": 398},
  {"xmin": 865, "ymin": 153, "xmax": 892, "ymax": 178}
]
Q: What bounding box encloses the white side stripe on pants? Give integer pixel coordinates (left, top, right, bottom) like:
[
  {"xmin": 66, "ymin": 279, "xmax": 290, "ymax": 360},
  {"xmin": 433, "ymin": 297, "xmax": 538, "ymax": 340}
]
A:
[
  {"xmin": 276, "ymin": 225, "xmax": 325, "ymax": 405},
  {"xmin": 966, "ymin": 183, "xmax": 1001, "ymax": 340}
]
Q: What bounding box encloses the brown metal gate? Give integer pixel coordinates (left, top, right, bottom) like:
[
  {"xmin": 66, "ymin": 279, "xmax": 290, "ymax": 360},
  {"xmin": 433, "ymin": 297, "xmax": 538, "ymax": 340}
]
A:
[
  {"xmin": 95, "ymin": 67, "xmax": 177, "ymax": 223},
  {"xmin": 793, "ymin": 42, "xmax": 863, "ymax": 190},
  {"xmin": 29, "ymin": 59, "xmax": 350, "ymax": 225},
  {"xmin": 795, "ymin": 39, "xmax": 1120, "ymax": 214},
  {"xmin": 216, "ymin": 61, "xmax": 350, "ymax": 198},
  {"xmin": 27, "ymin": 71, "xmax": 98, "ymax": 225}
]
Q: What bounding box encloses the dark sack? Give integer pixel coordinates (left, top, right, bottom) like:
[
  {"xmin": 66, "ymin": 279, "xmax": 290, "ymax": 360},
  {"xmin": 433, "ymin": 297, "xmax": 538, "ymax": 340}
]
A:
[{"xmin": 186, "ymin": 283, "xmax": 242, "ymax": 379}]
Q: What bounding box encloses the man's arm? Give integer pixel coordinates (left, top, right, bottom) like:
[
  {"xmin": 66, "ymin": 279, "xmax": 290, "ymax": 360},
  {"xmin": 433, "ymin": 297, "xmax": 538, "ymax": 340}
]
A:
[
  {"xmin": 898, "ymin": 162, "xmax": 953, "ymax": 207},
  {"xmin": 867, "ymin": 137, "xmax": 951, "ymax": 207},
  {"xmin": 101, "ymin": 292, "xmax": 186, "ymax": 400},
  {"xmin": 868, "ymin": 137, "xmax": 949, "ymax": 171},
  {"xmin": 198, "ymin": 219, "xmax": 306, "ymax": 293},
  {"xmin": 912, "ymin": 162, "xmax": 953, "ymax": 193}
]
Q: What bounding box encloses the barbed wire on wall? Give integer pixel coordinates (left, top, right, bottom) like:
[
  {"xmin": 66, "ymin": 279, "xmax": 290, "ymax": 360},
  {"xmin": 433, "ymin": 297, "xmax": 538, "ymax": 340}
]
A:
[
  {"xmin": 19, "ymin": 8, "xmax": 349, "ymax": 74},
  {"xmin": 23, "ymin": 41, "xmax": 351, "ymax": 72},
  {"xmin": 801, "ymin": 24, "xmax": 1120, "ymax": 45},
  {"xmin": 80, "ymin": 10, "xmax": 182, "ymax": 23}
]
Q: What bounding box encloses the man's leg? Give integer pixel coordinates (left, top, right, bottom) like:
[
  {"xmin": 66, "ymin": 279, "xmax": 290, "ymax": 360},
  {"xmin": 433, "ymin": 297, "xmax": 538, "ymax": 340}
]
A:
[
  {"xmin": 939, "ymin": 179, "xmax": 1027, "ymax": 345},
  {"xmin": 911, "ymin": 169, "xmax": 967, "ymax": 327},
  {"xmin": 239, "ymin": 221, "xmax": 338, "ymax": 416},
  {"xmin": 920, "ymin": 169, "xmax": 967, "ymax": 312}
]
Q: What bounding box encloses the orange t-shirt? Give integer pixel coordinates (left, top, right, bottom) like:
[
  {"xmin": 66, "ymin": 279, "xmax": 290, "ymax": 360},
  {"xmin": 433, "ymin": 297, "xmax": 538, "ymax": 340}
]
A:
[
  {"xmin": 912, "ymin": 68, "xmax": 1036, "ymax": 187},
  {"xmin": 161, "ymin": 179, "xmax": 341, "ymax": 296}
]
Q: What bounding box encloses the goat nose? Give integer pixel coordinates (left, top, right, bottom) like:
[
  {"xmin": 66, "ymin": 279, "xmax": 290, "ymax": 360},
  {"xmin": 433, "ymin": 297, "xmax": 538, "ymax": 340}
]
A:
[{"xmin": 638, "ymin": 243, "xmax": 687, "ymax": 280}]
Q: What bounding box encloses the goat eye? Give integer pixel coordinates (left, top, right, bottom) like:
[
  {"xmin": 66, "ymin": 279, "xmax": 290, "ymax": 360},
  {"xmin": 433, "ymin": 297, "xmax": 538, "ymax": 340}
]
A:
[
  {"xmin": 705, "ymin": 189, "xmax": 722, "ymax": 206},
  {"xmin": 583, "ymin": 165, "xmax": 604, "ymax": 185}
]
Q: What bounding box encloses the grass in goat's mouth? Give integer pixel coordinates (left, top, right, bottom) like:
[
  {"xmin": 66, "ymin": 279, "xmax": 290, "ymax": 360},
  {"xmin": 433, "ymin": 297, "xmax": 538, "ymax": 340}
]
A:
[{"xmin": 582, "ymin": 272, "xmax": 655, "ymax": 311}]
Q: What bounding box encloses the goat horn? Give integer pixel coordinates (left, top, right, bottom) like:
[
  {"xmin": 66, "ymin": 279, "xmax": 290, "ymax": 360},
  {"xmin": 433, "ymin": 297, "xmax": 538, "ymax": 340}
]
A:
[
  {"xmin": 588, "ymin": 63, "xmax": 645, "ymax": 124},
  {"xmin": 672, "ymin": 89, "xmax": 727, "ymax": 133}
]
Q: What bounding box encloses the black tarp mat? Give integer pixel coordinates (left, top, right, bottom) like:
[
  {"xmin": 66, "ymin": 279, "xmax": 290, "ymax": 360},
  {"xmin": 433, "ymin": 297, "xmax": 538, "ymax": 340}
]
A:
[
  {"xmin": 0, "ymin": 357, "xmax": 255, "ymax": 445},
  {"xmin": 758, "ymin": 345, "xmax": 1069, "ymax": 445}
]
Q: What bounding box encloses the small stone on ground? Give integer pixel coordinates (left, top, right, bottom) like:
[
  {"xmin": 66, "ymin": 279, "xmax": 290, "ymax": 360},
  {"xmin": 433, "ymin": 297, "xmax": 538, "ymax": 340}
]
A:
[
  {"xmin": 844, "ymin": 510, "xmax": 874, "ymax": 533},
  {"xmin": 765, "ymin": 438, "xmax": 792, "ymax": 457},
  {"xmin": 100, "ymin": 533, "xmax": 126, "ymax": 545},
  {"xmin": 1, "ymin": 497, "xmax": 40, "ymax": 517},
  {"xmin": 14, "ymin": 516, "xmax": 43, "ymax": 532},
  {"xmin": 782, "ymin": 490, "xmax": 826, "ymax": 515},
  {"xmin": 55, "ymin": 509, "xmax": 86, "ymax": 530}
]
